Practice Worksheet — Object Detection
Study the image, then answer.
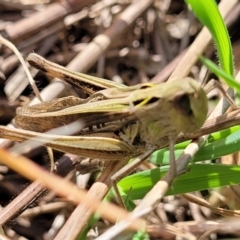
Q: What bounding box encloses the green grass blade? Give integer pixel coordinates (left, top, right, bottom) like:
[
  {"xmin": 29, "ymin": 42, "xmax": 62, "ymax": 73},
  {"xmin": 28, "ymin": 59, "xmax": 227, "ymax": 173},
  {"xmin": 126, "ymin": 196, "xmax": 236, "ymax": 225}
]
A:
[
  {"xmin": 185, "ymin": 0, "xmax": 234, "ymax": 75},
  {"xmin": 118, "ymin": 164, "xmax": 240, "ymax": 199},
  {"xmin": 200, "ymin": 56, "xmax": 240, "ymax": 93},
  {"xmin": 151, "ymin": 128, "xmax": 240, "ymax": 165}
]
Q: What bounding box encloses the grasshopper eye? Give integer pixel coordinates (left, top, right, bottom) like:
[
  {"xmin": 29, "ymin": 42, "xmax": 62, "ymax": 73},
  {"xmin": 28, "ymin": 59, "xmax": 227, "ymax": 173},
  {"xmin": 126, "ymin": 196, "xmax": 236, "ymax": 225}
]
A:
[{"xmin": 174, "ymin": 94, "xmax": 193, "ymax": 116}]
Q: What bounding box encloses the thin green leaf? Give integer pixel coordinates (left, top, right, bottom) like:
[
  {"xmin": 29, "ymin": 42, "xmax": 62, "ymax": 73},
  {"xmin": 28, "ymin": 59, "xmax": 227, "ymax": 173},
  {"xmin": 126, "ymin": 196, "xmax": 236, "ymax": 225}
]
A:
[
  {"xmin": 151, "ymin": 128, "xmax": 240, "ymax": 165},
  {"xmin": 118, "ymin": 164, "xmax": 240, "ymax": 199},
  {"xmin": 200, "ymin": 56, "xmax": 240, "ymax": 93},
  {"xmin": 185, "ymin": 0, "xmax": 234, "ymax": 75}
]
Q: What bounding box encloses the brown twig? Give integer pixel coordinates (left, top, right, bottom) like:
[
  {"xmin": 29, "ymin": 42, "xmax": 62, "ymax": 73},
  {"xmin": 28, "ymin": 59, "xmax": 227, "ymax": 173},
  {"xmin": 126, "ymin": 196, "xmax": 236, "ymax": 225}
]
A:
[
  {"xmin": 0, "ymin": 154, "xmax": 80, "ymax": 226},
  {"xmin": 1, "ymin": 0, "xmax": 96, "ymax": 44}
]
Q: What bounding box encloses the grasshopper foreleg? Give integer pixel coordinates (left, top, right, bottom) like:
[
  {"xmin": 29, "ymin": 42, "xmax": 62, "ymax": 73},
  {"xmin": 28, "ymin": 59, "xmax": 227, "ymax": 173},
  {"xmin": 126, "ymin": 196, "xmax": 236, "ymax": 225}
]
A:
[{"xmin": 111, "ymin": 147, "xmax": 156, "ymax": 208}]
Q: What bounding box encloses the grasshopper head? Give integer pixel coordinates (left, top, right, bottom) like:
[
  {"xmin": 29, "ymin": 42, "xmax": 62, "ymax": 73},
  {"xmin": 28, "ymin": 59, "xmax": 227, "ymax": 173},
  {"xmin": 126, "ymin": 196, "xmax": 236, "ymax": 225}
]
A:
[{"xmin": 134, "ymin": 78, "xmax": 208, "ymax": 147}]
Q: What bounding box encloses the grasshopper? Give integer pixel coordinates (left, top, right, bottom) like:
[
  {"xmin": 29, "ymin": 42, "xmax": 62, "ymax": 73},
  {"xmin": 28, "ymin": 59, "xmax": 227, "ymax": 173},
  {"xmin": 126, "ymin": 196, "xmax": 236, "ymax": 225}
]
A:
[
  {"xmin": 0, "ymin": 53, "xmax": 208, "ymax": 204},
  {"xmin": 1, "ymin": 54, "xmax": 208, "ymax": 158}
]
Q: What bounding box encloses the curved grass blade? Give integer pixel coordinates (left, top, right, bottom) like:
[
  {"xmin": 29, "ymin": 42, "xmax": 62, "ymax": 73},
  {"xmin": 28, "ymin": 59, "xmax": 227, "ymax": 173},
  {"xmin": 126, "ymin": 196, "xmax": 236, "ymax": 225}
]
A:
[
  {"xmin": 200, "ymin": 56, "xmax": 240, "ymax": 93},
  {"xmin": 185, "ymin": 0, "xmax": 234, "ymax": 75}
]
